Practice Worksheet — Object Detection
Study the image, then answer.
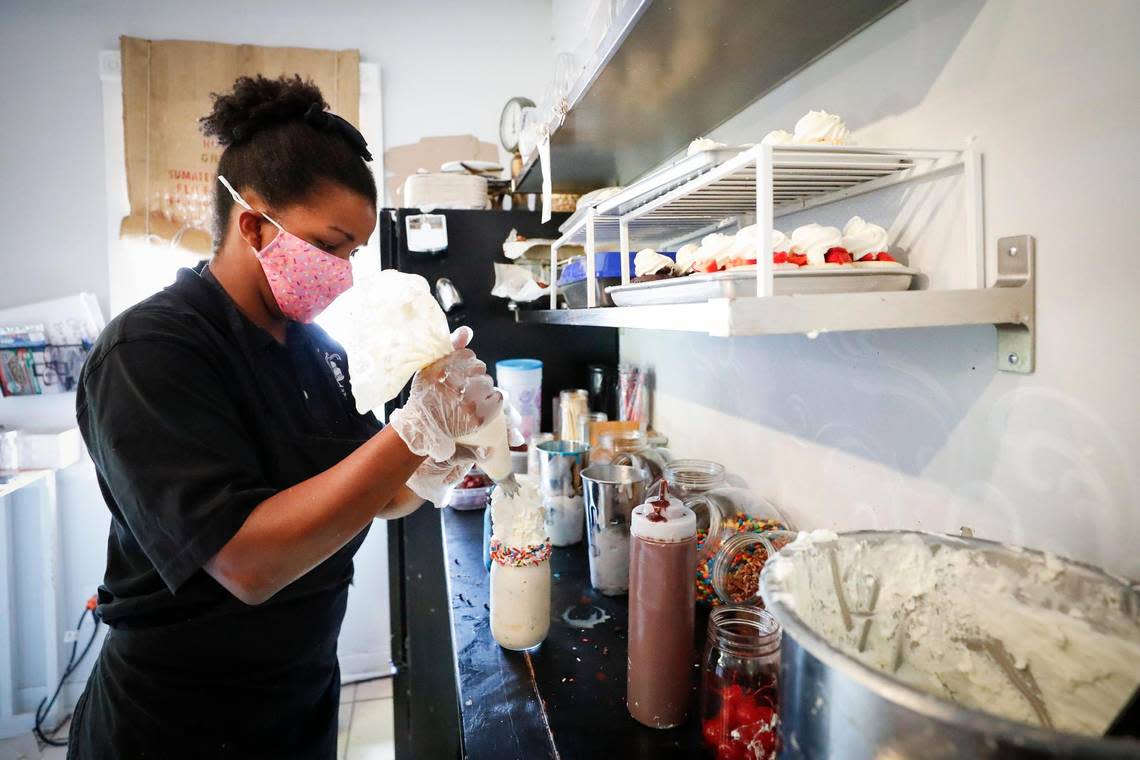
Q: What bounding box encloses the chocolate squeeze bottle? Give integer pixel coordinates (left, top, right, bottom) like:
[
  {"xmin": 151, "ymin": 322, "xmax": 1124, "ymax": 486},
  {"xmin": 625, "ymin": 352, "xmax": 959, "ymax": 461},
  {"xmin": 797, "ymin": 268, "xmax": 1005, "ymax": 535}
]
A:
[{"xmin": 627, "ymin": 482, "xmax": 697, "ymax": 729}]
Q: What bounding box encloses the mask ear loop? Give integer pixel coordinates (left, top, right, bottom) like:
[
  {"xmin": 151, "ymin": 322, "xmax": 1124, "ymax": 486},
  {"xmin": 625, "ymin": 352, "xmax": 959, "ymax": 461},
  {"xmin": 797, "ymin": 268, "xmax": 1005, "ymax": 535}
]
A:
[{"xmin": 217, "ymin": 175, "xmax": 286, "ymax": 233}]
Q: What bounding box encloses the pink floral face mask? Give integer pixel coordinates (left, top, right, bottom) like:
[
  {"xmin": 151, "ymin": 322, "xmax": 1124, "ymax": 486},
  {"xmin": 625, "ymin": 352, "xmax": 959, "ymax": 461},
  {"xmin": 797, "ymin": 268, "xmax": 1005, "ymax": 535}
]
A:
[{"xmin": 218, "ymin": 175, "xmax": 353, "ymax": 323}]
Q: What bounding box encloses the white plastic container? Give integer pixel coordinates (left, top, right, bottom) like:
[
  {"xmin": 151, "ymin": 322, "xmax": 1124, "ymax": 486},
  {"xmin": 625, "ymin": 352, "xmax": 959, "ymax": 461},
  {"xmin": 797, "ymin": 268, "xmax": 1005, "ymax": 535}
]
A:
[
  {"xmin": 495, "ymin": 359, "xmax": 542, "ymax": 442},
  {"xmin": 17, "ymin": 428, "xmax": 82, "ymax": 470}
]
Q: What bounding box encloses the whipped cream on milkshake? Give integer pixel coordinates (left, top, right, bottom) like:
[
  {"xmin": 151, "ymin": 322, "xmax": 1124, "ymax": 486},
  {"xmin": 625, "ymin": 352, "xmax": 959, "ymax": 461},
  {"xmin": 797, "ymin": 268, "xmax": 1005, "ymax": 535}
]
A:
[{"xmin": 489, "ymin": 476, "xmax": 552, "ymax": 651}]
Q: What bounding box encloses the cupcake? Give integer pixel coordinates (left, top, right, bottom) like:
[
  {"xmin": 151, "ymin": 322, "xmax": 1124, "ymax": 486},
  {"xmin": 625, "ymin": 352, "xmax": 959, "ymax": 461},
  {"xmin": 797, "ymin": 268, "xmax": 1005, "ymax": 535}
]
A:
[
  {"xmin": 843, "ymin": 216, "xmax": 899, "ymax": 267},
  {"xmin": 674, "ymin": 243, "xmax": 701, "ymax": 274},
  {"xmin": 632, "ymin": 248, "xmax": 679, "ymax": 283},
  {"xmin": 792, "ymin": 110, "xmax": 850, "ymax": 145},
  {"xmin": 790, "ymin": 224, "xmax": 850, "ymax": 266}
]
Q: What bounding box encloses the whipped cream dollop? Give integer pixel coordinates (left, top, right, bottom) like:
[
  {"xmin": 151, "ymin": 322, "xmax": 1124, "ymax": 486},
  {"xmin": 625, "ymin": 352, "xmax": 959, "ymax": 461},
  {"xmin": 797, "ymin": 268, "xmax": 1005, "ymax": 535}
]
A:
[
  {"xmin": 688, "ymin": 137, "xmax": 727, "ymax": 156},
  {"xmin": 793, "ymin": 110, "xmax": 850, "ymax": 145},
  {"xmin": 675, "ymin": 242, "xmax": 701, "ymax": 272},
  {"xmin": 491, "ymin": 475, "xmax": 546, "ymax": 547},
  {"xmin": 698, "ymin": 232, "xmax": 736, "ymax": 269},
  {"xmin": 771, "ymin": 229, "xmax": 791, "ymax": 254},
  {"xmin": 842, "ymin": 216, "xmax": 890, "ymax": 259},
  {"xmin": 761, "ymin": 129, "xmax": 794, "ymax": 146},
  {"xmin": 791, "ymin": 224, "xmax": 844, "ymax": 265},
  {"xmin": 634, "ymin": 248, "xmax": 676, "ymax": 277}
]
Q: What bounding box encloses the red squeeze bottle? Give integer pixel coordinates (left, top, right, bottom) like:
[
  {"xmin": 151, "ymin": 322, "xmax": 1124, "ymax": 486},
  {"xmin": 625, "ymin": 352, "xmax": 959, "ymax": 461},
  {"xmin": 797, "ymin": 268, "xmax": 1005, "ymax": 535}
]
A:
[{"xmin": 627, "ymin": 483, "xmax": 697, "ymax": 729}]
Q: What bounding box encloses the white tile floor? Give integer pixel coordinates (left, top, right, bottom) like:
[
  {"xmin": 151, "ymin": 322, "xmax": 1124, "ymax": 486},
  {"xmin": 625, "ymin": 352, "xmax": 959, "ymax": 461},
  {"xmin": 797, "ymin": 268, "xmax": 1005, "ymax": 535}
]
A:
[{"xmin": 0, "ymin": 677, "xmax": 394, "ymax": 760}]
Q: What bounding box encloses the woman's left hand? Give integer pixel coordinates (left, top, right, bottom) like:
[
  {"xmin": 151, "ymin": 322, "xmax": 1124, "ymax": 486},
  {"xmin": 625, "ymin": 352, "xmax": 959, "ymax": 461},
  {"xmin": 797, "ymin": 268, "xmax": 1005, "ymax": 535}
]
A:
[{"xmin": 406, "ymin": 455, "xmax": 475, "ymax": 507}]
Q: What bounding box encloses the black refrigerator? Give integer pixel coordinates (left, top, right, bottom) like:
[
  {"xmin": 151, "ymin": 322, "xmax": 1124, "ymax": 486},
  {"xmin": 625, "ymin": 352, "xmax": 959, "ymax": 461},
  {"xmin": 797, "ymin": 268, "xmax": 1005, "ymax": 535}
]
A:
[{"xmin": 379, "ymin": 208, "xmax": 618, "ymax": 759}]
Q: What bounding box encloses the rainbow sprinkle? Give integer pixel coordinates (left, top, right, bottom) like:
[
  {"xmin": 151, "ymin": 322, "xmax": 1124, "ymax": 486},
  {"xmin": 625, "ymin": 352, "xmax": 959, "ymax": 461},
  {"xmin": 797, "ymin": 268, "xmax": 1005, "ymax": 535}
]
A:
[
  {"xmin": 490, "ymin": 538, "xmax": 552, "ymax": 567},
  {"xmin": 696, "ymin": 516, "xmax": 785, "ymax": 605}
]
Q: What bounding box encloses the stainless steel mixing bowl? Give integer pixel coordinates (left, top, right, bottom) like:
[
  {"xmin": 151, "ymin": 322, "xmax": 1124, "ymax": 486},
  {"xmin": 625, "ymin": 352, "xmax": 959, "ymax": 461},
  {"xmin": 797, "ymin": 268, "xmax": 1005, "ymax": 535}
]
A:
[{"xmin": 759, "ymin": 530, "xmax": 1140, "ymax": 759}]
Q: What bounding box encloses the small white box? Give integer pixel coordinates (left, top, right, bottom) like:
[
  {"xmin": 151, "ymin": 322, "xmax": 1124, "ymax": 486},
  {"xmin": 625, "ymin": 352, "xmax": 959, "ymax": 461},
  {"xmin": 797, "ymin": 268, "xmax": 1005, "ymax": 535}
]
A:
[{"xmin": 17, "ymin": 427, "xmax": 82, "ymax": 470}]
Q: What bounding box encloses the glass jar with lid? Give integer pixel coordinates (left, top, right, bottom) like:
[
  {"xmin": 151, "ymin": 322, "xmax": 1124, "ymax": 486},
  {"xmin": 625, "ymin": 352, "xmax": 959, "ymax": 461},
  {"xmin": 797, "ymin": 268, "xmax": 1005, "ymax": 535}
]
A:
[
  {"xmin": 709, "ymin": 530, "xmax": 798, "ymax": 606},
  {"xmin": 589, "ymin": 429, "xmax": 671, "ymax": 484},
  {"xmin": 657, "ymin": 460, "xmax": 790, "ymax": 605},
  {"xmin": 699, "ymin": 607, "xmax": 781, "ymax": 759}
]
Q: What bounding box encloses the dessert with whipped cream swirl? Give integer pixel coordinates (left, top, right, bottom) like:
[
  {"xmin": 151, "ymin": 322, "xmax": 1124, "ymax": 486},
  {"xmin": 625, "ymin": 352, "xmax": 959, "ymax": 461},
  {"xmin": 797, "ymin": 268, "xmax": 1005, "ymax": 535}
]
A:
[
  {"xmin": 843, "ymin": 216, "xmax": 899, "ymax": 266},
  {"xmin": 790, "ymin": 223, "xmax": 850, "ymax": 265},
  {"xmin": 632, "ymin": 248, "xmax": 680, "ymax": 283},
  {"xmin": 792, "ymin": 110, "xmax": 850, "ymax": 145}
]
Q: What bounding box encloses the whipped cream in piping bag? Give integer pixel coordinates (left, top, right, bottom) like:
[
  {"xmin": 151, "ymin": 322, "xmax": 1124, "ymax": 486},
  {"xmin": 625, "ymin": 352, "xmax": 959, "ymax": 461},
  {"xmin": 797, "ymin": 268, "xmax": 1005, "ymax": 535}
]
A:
[
  {"xmin": 790, "ymin": 224, "xmax": 844, "ymax": 265},
  {"xmin": 843, "ymin": 216, "xmax": 890, "ymax": 259},
  {"xmin": 633, "ymin": 248, "xmax": 677, "ymax": 278},
  {"xmin": 337, "ymin": 269, "xmax": 513, "ymax": 480},
  {"xmin": 793, "ymin": 110, "xmax": 850, "ymax": 145}
]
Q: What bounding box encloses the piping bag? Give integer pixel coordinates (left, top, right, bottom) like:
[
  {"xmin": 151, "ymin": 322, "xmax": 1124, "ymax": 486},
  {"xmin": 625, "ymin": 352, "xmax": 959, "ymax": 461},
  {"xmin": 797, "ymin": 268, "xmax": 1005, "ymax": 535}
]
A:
[{"xmin": 337, "ymin": 270, "xmax": 515, "ymax": 485}]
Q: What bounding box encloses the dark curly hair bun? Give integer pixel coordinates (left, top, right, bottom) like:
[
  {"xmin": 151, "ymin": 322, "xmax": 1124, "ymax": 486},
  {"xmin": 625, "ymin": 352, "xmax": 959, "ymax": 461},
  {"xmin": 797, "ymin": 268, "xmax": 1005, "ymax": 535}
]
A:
[
  {"xmin": 200, "ymin": 74, "xmax": 327, "ymax": 146},
  {"xmin": 199, "ymin": 74, "xmax": 377, "ymax": 249}
]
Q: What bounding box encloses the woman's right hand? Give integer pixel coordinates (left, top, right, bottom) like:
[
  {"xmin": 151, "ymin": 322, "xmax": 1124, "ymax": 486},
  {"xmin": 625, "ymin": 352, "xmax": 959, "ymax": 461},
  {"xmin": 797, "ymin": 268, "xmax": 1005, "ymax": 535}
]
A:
[{"xmin": 388, "ymin": 327, "xmax": 503, "ymax": 463}]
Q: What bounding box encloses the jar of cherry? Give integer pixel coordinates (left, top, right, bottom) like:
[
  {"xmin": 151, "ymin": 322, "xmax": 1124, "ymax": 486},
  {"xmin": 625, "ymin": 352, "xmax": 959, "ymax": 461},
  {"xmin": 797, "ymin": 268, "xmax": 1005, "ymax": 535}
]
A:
[{"xmin": 700, "ymin": 606, "xmax": 781, "ymax": 760}]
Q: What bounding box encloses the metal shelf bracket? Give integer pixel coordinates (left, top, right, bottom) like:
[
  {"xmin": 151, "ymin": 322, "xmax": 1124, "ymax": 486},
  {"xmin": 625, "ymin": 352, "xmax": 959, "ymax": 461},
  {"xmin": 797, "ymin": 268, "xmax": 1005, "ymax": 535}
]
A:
[{"xmin": 994, "ymin": 234, "xmax": 1036, "ymax": 374}]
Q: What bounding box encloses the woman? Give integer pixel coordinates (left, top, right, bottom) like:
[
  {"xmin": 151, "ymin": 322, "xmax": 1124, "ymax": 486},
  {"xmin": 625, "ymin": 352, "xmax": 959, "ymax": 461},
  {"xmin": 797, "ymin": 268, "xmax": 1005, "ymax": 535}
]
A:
[{"xmin": 69, "ymin": 75, "xmax": 503, "ymax": 759}]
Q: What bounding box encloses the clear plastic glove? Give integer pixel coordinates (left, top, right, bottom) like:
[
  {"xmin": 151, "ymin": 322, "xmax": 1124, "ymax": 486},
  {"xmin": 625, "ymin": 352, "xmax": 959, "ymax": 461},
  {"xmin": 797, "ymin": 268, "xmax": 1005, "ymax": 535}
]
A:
[
  {"xmin": 406, "ymin": 455, "xmax": 475, "ymax": 507},
  {"xmin": 389, "ymin": 327, "xmax": 503, "ymax": 462}
]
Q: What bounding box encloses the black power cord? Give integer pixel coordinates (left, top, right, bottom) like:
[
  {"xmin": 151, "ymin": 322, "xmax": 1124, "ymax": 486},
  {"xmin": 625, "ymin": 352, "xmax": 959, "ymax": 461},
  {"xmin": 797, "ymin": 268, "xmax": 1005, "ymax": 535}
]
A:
[{"xmin": 34, "ymin": 595, "xmax": 101, "ymax": 747}]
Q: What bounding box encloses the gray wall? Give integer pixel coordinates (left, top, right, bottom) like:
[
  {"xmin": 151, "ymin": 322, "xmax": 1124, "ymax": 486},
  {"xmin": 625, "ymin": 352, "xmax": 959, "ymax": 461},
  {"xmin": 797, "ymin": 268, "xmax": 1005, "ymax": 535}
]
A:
[
  {"xmin": 0, "ymin": 0, "xmax": 554, "ymax": 316},
  {"xmin": 622, "ymin": 0, "xmax": 1140, "ymax": 579}
]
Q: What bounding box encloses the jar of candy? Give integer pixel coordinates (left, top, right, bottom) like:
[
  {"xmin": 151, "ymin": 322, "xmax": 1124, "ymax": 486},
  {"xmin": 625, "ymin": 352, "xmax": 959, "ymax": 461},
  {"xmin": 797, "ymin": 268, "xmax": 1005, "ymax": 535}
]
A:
[
  {"xmin": 700, "ymin": 607, "xmax": 781, "ymax": 760},
  {"xmin": 658, "ymin": 460, "xmax": 790, "ymax": 605},
  {"xmin": 589, "ymin": 429, "xmax": 671, "ymax": 483},
  {"xmin": 709, "ymin": 530, "xmax": 797, "ymax": 606}
]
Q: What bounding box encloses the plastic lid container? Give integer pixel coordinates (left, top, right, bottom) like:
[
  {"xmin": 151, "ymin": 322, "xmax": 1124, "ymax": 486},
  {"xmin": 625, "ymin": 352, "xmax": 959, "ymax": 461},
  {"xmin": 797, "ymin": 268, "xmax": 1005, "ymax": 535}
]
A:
[
  {"xmin": 631, "ymin": 495, "xmax": 695, "ymax": 542},
  {"xmin": 557, "ymin": 251, "xmax": 677, "ymax": 286},
  {"xmin": 496, "ymin": 358, "xmax": 543, "ymax": 373}
]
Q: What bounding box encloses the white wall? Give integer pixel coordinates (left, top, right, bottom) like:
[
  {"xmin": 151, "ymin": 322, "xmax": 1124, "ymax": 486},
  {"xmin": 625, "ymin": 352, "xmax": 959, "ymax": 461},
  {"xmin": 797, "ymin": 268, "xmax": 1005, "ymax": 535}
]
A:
[
  {"xmin": 622, "ymin": 0, "xmax": 1140, "ymax": 579},
  {"xmin": 0, "ymin": 0, "xmax": 554, "ymax": 317}
]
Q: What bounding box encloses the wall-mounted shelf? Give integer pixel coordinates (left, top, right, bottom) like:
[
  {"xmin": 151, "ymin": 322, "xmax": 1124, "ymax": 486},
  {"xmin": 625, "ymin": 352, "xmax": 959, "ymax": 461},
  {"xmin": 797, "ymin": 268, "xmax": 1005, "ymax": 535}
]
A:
[{"xmin": 522, "ymin": 140, "xmax": 1036, "ymax": 374}]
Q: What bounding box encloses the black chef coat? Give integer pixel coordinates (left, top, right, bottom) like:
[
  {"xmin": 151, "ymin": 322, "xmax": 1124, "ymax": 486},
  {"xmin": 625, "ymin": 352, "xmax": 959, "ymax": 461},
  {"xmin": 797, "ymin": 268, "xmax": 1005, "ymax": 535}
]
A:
[{"xmin": 68, "ymin": 265, "xmax": 382, "ymax": 760}]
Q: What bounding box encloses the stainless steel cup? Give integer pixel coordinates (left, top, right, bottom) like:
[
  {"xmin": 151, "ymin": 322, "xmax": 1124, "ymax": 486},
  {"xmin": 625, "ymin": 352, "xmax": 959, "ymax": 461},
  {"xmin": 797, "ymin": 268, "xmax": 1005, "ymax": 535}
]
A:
[
  {"xmin": 537, "ymin": 439, "xmax": 590, "ymax": 547},
  {"xmin": 581, "ymin": 464, "xmax": 648, "ymax": 596}
]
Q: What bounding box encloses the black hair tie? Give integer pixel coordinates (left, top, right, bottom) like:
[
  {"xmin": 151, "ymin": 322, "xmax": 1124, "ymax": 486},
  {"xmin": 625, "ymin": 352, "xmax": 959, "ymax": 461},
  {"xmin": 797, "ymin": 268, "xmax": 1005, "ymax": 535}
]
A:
[{"xmin": 304, "ymin": 102, "xmax": 373, "ymax": 162}]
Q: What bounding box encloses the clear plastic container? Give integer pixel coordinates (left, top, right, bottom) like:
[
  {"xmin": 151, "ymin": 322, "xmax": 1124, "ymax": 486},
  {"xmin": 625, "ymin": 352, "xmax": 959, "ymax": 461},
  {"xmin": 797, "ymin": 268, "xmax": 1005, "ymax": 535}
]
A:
[
  {"xmin": 589, "ymin": 429, "xmax": 671, "ymax": 484},
  {"xmin": 700, "ymin": 607, "xmax": 782, "ymax": 759}
]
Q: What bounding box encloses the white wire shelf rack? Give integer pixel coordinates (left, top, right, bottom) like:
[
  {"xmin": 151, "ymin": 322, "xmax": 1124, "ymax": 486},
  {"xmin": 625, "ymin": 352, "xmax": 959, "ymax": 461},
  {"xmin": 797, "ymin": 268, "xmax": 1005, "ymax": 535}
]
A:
[{"xmin": 526, "ymin": 144, "xmax": 1036, "ymax": 372}]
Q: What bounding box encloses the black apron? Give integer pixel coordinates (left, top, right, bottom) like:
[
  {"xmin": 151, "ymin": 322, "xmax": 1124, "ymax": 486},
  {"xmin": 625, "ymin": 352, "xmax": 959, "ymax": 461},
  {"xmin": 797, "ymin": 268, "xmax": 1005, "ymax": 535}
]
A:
[{"xmin": 69, "ymin": 270, "xmax": 380, "ymax": 760}]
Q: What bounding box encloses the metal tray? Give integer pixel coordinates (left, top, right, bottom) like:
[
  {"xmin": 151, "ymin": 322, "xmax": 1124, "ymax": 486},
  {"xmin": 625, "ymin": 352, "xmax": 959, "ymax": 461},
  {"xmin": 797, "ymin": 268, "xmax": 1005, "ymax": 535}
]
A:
[{"xmin": 606, "ymin": 265, "xmax": 917, "ymax": 306}]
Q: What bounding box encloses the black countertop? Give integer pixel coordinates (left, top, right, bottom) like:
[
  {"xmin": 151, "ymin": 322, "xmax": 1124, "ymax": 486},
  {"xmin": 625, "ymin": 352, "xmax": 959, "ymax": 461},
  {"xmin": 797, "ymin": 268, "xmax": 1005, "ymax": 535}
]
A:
[{"xmin": 440, "ymin": 506, "xmax": 707, "ymax": 760}]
